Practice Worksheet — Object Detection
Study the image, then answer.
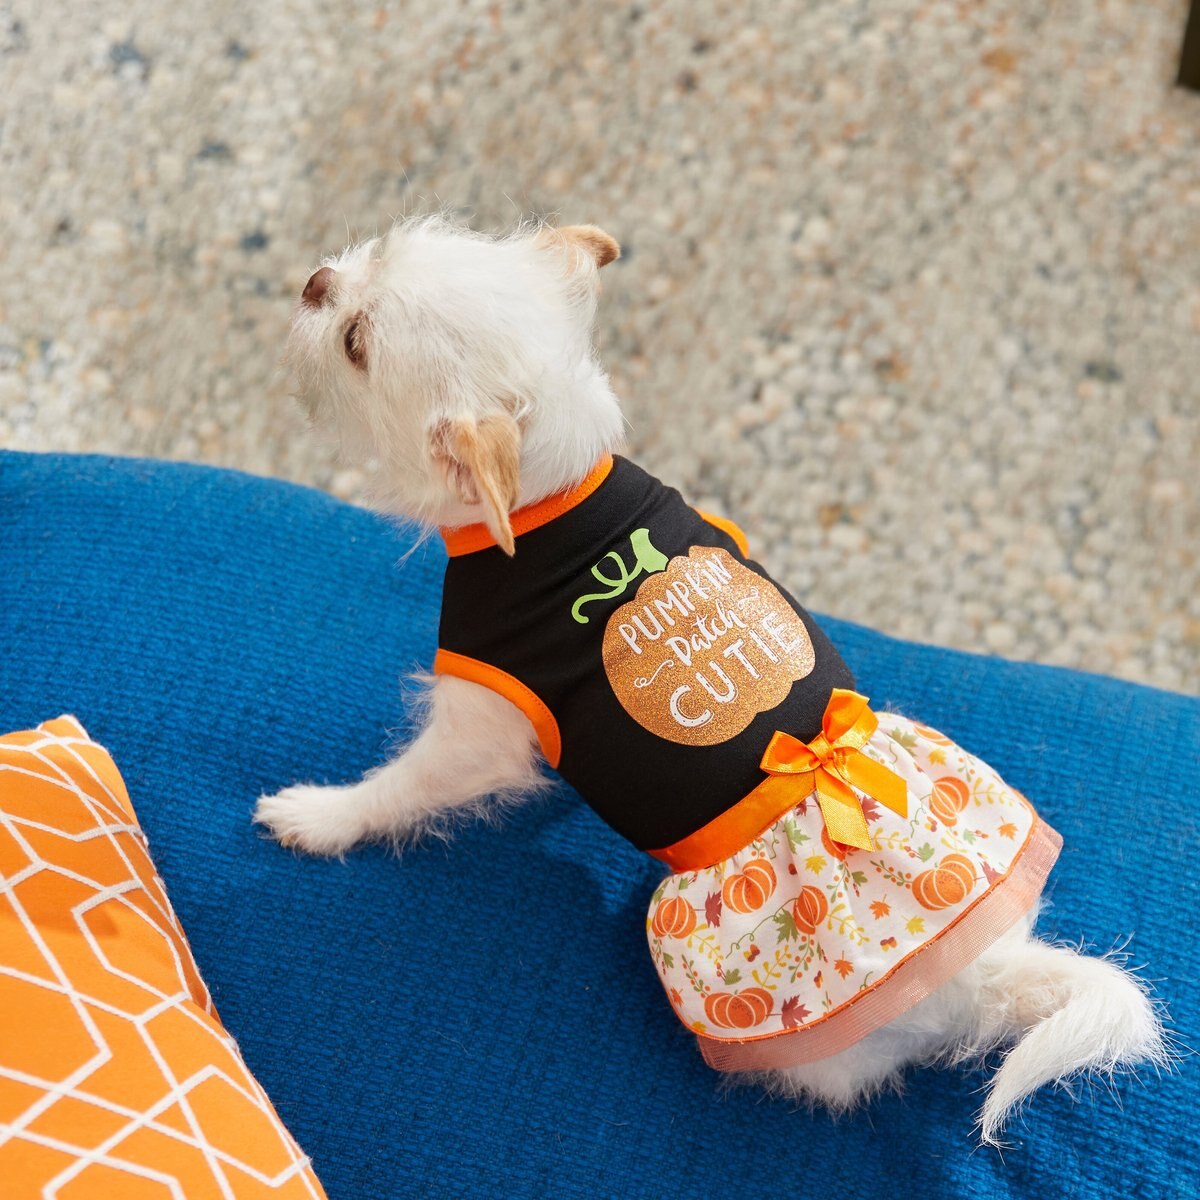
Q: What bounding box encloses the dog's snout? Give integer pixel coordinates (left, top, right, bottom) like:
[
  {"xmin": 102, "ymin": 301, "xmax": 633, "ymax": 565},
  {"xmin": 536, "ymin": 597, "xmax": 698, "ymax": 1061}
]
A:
[{"xmin": 301, "ymin": 267, "xmax": 336, "ymax": 308}]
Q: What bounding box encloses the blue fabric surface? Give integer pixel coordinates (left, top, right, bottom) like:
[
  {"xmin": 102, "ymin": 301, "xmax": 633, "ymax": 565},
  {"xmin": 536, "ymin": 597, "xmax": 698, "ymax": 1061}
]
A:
[{"xmin": 0, "ymin": 449, "xmax": 1194, "ymax": 1199}]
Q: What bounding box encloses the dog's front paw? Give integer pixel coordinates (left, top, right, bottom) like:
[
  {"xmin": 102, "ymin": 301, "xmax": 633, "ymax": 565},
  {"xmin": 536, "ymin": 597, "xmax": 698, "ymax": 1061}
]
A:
[{"xmin": 254, "ymin": 783, "xmax": 371, "ymax": 857}]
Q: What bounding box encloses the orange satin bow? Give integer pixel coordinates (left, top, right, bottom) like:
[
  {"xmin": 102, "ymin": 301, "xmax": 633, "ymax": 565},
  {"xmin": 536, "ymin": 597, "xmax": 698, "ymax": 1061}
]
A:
[{"xmin": 760, "ymin": 690, "xmax": 908, "ymax": 851}]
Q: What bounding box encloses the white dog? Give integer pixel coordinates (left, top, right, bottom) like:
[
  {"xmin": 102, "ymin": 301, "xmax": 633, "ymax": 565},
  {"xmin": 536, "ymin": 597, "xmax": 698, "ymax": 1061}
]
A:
[{"xmin": 256, "ymin": 216, "xmax": 1166, "ymax": 1143}]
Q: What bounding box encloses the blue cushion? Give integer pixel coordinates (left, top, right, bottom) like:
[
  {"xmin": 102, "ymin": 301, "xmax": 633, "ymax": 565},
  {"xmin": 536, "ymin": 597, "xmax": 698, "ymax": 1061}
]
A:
[{"xmin": 0, "ymin": 449, "xmax": 1194, "ymax": 1199}]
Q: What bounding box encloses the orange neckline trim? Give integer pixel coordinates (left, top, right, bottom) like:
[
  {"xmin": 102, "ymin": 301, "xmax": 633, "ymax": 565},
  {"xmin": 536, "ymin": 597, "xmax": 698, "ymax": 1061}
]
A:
[{"xmin": 440, "ymin": 455, "xmax": 615, "ymax": 557}]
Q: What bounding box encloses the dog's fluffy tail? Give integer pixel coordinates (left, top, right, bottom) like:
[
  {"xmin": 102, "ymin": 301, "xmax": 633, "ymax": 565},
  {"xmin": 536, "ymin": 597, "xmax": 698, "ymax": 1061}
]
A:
[{"xmin": 976, "ymin": 937, "xmax": 1169, "ymax": 1144}]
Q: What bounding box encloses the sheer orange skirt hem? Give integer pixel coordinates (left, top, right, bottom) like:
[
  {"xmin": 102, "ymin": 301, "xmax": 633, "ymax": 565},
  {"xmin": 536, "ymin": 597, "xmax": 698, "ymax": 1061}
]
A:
[{"xmin": 695, "ymin": 816, "xmax": 1063, "ymax": 1072}]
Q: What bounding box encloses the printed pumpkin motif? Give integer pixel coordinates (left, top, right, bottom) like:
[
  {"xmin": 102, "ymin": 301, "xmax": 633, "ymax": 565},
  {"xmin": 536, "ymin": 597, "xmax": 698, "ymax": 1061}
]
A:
[
  {"xmin": 912, "ymin": 853, "xmax": 976, "ymax": 911},
  {"xmin": 646, "ymin": 714, "xmax": 1051, "ymax": 1050},
  {"xmin": 792, "ymin": 885, "xmax": 828, "ymax": 934},
  {"xmin": 651, "ymin": 896, "xmax": 697, "ymax": 938},
  {"xmin": 704, "ymin": 987, "xmax": 774, "ymax": 1029},
  {"xmin": 913, "ymin": 722, "xmax": 953, "ymax": 745},
  {"xmin": 721, "ymin": 858, "xmax": 777, "ymax": 913},
  {"xmin": 929, "ymin": 775, "xmax": 970, "ymax": 826}
]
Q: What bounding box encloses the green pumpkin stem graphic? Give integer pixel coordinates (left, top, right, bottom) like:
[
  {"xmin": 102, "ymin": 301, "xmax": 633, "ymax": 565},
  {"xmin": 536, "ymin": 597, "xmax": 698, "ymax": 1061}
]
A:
[{"xmin": 571, "ymin": 528, "xmax": 669, "ymax": 624}]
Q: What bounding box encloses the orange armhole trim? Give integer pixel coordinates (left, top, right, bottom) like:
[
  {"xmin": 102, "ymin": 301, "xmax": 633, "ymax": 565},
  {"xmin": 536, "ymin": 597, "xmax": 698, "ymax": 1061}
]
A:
[
  {"xmin": 433, "ymin": 649, "xmax": 563, "ymax": 768},
  {"xmin": 695, "ymin": 509, "xmax": 751, "ymax": 558}
]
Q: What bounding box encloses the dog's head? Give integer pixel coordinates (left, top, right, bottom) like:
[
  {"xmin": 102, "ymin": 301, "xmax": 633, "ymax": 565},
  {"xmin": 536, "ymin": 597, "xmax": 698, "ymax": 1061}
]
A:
[{"xmin": 286, "ymin": 217, "xmax": 624, "ymax": 553}]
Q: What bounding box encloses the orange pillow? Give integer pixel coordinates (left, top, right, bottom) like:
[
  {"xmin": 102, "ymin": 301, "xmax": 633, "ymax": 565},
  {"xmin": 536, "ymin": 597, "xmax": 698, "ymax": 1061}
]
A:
[{"xmin": 0, "ymin": 717, "xmax": 327, "ymax": 1199}]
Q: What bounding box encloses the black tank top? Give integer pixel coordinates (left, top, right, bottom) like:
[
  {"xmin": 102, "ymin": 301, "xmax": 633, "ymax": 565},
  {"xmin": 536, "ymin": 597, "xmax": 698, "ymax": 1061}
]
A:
[{"xmin": 436, "ymin": 456, "xmax": 855, "ymax": 852}]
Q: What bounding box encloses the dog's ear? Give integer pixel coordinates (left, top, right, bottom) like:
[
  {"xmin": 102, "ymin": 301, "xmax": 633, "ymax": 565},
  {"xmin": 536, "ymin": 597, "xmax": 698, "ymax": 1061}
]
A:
[
  {"xmin": 430, "ymin": 413, "xmax": 522, "ymax": 555},
  {"xmin": 535, "ymin": 224, "xmax": 621, "ymax": 269}
]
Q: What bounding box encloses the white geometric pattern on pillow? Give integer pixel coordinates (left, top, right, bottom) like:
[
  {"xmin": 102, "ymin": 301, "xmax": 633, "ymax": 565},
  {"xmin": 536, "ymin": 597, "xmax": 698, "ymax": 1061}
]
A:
[{"xmin": 0, "ymin": 715, "xmax": 326, "ymax": 1198}]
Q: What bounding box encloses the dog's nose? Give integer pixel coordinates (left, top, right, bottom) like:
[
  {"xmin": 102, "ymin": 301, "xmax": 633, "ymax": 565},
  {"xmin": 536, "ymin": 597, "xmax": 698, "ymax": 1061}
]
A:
[{"xmin": 301, "ymin": 267, "xmax": 336, "ymax": 307}]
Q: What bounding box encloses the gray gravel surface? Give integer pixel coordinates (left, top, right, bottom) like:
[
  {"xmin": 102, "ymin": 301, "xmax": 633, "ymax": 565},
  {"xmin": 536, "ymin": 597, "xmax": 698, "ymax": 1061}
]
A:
[{"xmin": 1, "ymin": 1, "xmax": 1196, "ymax": 693}]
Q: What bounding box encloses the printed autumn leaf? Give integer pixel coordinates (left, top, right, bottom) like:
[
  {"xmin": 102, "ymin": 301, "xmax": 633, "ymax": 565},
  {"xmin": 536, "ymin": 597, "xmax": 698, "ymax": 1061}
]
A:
[
  {"xmin": 928, "ymin": 748, "xmax": 947, "ymax": 765},
  {"xmin": 774, "ymin": 908, "xmax": 800, "ymax": 944},
  {"xmin": 721, "ymin": 967, "xmax": 742, "ymax": 986},
  {"xmin": 859, "ymin": 797, "xmax": 881, "ymax": 823},
  {"xmin": 643, "ymin": 752, "xmax": 1039, "ymax": 1047},
  {"xmin": 661, "ymin": 951, "xmax": 674, "ymax": 969},
  {"xmin": 690, "ymin": 1020, "xmax": 708, "ymax": 1033},
  {"xmin": 781, "ymin": 995, "xmax": 812, "ymax": 1029},
  {"xmin": 783, "ymin": 817, "xmax": 810, "ymax": 850}
]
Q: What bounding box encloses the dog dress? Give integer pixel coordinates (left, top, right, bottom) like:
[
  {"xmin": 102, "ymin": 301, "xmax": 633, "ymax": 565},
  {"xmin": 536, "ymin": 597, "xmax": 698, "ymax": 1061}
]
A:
[{"xmin": 436, "ymin": 455, "xmax": 1062, "ymax": 1069}]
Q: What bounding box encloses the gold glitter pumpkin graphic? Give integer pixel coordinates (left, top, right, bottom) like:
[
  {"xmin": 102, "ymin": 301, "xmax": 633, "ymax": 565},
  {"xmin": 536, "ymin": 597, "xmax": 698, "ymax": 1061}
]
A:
[{"xmin": 601, "ymin": 546, "xmax": 816, "ymax": 746}]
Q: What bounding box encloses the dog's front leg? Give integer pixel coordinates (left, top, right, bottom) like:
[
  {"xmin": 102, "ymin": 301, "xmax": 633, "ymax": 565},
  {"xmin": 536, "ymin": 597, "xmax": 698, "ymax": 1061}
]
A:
[{"xmin": 254, "ymin": 675, "xmax": 543, "ymax": 856}]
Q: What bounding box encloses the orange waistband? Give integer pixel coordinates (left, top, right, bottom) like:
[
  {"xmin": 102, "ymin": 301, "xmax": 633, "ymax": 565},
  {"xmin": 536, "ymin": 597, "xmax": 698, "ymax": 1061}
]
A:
[
  {"xmin": 647, "ymin": 775, "xmax": 802, "ymax": 873},
  {"xmin": 647, "ymin": 689, "xmax": 905, "ymax": 872}
]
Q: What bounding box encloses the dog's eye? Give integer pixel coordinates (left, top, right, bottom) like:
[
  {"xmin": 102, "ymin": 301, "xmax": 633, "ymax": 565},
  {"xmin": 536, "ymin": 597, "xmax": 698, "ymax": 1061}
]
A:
[{"xmin": 343, "ymin": 318, "xmax": 367, "ymax": 370}]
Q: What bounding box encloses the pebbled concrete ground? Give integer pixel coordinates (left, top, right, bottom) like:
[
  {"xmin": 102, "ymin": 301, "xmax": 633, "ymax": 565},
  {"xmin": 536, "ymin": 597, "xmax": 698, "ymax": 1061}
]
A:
[{"xmin": 1, "ymin": 0, "xmax": 1196, "ymax": 692}]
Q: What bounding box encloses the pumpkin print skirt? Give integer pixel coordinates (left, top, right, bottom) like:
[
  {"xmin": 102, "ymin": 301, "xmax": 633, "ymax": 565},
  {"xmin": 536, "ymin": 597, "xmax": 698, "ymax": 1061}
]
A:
[{"xmin": 646, "ymin": 713, "xmax": 1062, "ymax": 1071}]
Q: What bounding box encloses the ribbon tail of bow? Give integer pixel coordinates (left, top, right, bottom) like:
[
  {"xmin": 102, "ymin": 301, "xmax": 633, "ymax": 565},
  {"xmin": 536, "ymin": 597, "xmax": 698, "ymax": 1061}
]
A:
[
  {"xmin": 813, "ymin": 768, "xmax": 874, "ymax": 850},
  {"xmin": 843, "ymin": 754, "xmax": 908, "ymax": 821},
  {"xmin": 759, "ymin": 692, "xmax": 910, "ymax": 853}
]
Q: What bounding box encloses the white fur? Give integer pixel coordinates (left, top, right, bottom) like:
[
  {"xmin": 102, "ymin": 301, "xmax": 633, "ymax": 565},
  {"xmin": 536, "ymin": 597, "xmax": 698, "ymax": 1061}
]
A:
[
  {"xmin": 755, "ymin": 913, "xmax": 1169, "ymax": 1144},
  {"xmin": 256, "ymin": 675, "xmax": 543, "ymax": 856},
  {"xmin": 282, "ymin": 215, "xmax": 626, "ymax": 526},
  {"xmin": 257, "ymin": 215, "xmax": 1168, "ymax": 1142}
]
